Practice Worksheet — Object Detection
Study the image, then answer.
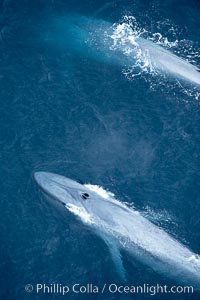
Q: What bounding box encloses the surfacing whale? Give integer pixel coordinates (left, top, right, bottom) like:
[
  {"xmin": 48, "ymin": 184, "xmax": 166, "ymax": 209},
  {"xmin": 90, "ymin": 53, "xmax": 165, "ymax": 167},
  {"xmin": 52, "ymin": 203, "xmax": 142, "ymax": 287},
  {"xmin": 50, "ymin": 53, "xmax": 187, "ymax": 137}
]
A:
[
  {"xmin": 34, "ymin": 172, "xmax": 200, "ymax": 288},
  {"xmin": 49, "ymin": 16, "xmax": 200, "ymax": 86}
]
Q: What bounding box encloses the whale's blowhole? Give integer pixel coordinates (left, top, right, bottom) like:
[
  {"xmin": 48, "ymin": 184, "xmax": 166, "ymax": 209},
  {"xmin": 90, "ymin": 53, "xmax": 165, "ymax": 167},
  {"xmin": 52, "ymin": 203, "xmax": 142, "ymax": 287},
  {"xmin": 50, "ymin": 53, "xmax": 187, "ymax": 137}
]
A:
[{"xmin": 81, "ymin": 192, "xmax": 90, "ymax": 200}]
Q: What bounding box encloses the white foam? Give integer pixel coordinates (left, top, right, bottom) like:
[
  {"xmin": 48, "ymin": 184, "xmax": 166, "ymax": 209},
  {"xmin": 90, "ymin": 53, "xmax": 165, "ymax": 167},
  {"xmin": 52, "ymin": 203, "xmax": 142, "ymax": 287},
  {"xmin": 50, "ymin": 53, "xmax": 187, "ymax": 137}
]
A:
[
  {"xmin": 109, "ymin": 17, "xmax": 156, "ymax": 77},
  {"xmin": 150, "ymin": 32, "xmax": 179, "ymax": 48},
  {"xmin": 109, "ymin": 15, "xmax": 200, "ymax": 100},
  {"xmin": 188, "ymin": 255, "xmax": 200, "ymax": 264},
  {"xmin": 84, "ymin": 184, "xmax": 115, "ymax": 200},
  {"xmin": 65, "ymin": 203, "xmax": 94, "ymax": 224},
  {"xmin": 85, "ymin": 184, "xmax": 138, "ymax": 214}
]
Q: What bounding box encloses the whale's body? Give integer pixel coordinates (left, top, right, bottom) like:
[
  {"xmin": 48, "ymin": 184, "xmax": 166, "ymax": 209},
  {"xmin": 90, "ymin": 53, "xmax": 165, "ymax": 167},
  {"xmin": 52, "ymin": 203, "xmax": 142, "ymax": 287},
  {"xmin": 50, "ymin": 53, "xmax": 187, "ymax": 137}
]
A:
[
  {"xmin": 137, "ymin": 37, "xmax": 200, "ymax": 85},
  {"xmin": 50, "ymin": 16, "xmax": 200, "ymax": 86},
  {"xmin": 34, "ymin": 172, "xmax": 200, "ymax": 287}
]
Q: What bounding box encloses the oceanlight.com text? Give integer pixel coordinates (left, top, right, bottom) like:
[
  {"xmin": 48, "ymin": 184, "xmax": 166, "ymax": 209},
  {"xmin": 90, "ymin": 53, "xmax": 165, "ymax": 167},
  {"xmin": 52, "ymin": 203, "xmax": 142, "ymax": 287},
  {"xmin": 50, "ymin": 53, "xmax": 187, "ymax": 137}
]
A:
[{"xmin": 25, "ymin": 283, "xmax": 194, "ymax": 296}]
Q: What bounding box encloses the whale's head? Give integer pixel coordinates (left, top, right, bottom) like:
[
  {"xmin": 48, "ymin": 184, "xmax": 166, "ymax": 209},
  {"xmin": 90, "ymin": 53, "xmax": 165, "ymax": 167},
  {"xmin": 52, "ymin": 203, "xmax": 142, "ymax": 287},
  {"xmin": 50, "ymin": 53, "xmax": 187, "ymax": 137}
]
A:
[
  {"xmin": 34, "ymin": 172, "xmax": 93, "ymax": 208},
  {"xmin": 34, "ymin": 172, "xmax": 117, "ymax": 226}
]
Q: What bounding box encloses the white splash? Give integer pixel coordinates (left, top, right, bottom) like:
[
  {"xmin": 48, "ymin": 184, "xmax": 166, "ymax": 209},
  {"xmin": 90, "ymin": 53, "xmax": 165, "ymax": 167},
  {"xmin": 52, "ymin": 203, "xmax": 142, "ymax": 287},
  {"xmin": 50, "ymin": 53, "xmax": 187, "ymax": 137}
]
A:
[
  {"xmin": 84, "ymin": 184, "xmax": 115, "ymax": 199},
  {"xmin": 143, "ymin": 205, "xmax": 175, "ymax": 224},
  {"xmin": 85, "ymin": 184, "xmax": 139, "ymax": 215},
  {"xmin": 110, "ymin": 20, "xmax": 155, "ymax": 76},
  {"xmin": 150, "ymin": 32, "xmax": 179, "ymax": 48},
  {"xmin": 65, "ymin": 203, "xmax": 94, "ymax": 224},
  {"xmin": 188, "ymin": 255, "xmax": 200, "ymax": 264},
  {"xmin": 109, "ymin": 15, "xmax": 200, "ymax": 100}
]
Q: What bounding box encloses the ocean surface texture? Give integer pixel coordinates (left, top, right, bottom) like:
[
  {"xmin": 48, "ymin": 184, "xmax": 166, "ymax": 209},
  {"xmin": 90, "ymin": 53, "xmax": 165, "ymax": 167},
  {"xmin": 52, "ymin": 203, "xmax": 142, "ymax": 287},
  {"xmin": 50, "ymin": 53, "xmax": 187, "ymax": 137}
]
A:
[{"xmin": 0, "ymin": 0, "xmax": 200, "ymax": 299}]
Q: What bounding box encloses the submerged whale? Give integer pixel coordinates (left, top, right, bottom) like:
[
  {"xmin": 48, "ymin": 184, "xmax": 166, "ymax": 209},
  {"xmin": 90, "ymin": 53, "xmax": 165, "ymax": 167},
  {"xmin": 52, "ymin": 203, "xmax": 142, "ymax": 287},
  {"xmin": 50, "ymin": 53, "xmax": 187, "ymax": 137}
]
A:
[
  {"xmin": 49, "ymin": 16, "xmax": 200, "ymax": 86},
  {"xmin": 34, "ymin": 172, "xmax": 200, "ymax": 287}
]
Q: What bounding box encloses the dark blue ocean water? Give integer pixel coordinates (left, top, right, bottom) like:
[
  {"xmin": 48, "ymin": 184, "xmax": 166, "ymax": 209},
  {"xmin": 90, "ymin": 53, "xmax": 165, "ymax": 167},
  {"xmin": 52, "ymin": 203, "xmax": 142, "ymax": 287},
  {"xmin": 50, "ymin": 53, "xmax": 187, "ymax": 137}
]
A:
[{"xmin": 0, "ymin": 0, "xmax": 200, "ymax": 299}]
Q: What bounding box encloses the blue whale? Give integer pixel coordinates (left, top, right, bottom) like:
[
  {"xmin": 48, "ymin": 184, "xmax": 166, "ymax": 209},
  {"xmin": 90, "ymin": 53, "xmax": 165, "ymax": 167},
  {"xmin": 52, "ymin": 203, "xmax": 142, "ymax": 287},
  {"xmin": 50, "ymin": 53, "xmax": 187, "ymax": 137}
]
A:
[
  {"xmin": 34, "ymin": 172, "xmax": 200, "ymax": 287},
  {"xmin": 49, "ymin": 16, "xmax": 200, "ymax": 86}
]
